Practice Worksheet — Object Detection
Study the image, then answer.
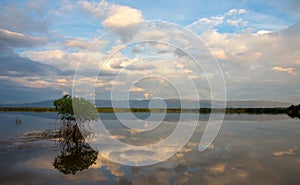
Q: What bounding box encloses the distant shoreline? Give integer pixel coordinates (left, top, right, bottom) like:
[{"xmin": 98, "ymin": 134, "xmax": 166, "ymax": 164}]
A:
[{"xmin": 0, "ymin": 107, "xmax": 288, "ymax": 114}]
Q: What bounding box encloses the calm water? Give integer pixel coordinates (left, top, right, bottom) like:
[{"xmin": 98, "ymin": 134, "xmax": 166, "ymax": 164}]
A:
[{"xmin": 0, "ymin": 112, "xmax": 299, "ymax": 185}]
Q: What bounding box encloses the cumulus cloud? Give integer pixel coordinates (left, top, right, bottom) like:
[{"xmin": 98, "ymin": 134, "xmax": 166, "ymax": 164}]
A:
[
  {"xmin": 78, "ymin": 0, "xmax": 144, "ymax": 41},
  {"xmin": 24, "ymin": 49, "xmax": 100, "ymax": 71},
  {"xmin": 210, "ymin": 48, "xmax": 228, "ymax": 60},
  {"xmin": 103, "ymin": 4, "xmax": 143, "ymax": 29},
  {"xmin": 78, "ymin": 0, "xmax": 144, "ymax": 30},
  {"xmin": 193, "ymin": 22, "xmax": 300, "ymax": 101},
  {"xmin": 200, "ymin": 29, "xmax": 263, "ymax": 66},
  {"xmin": 1, "ymin": 1, "xmax": 299, "ymax": 104}
]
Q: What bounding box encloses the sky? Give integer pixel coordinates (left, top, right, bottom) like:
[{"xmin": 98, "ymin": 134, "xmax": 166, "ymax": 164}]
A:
[{"xmin": 0, "ymin": 0, "xmax": 300, "ymax": 104}]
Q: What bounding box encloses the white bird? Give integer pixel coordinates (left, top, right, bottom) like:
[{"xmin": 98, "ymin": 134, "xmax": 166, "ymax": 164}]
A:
[{"xmin": 16, "ymin": 117, "xmax": 22, "ymax": 124}]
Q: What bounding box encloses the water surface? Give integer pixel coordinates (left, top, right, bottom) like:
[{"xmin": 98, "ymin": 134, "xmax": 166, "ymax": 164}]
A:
[{"xmin": 0, "ymin": 112, "xmax": 299, "ymax": 185}]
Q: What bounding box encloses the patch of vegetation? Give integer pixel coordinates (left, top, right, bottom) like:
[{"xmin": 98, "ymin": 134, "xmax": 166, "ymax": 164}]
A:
[
  {"xmin": 52, "ymin": 95, "xmax": 99, "ymax": 175},
  {"xmin": 286, "ymin": 104, "xmax": 300, "ymax": 118},
  {"xmin": 53, "ymin": 95, "xmax": 98, "ymax": 122}
]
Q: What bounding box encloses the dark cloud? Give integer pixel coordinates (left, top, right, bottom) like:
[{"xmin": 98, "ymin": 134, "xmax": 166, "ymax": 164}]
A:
[
  {"xmin": 0, "ymin": 29, "xmax": 47, "ymax": 48},
  {"xmin": 0, "ymin": 28, "xmax": 70, "ymax": 77},
  {"xmin": 282, "ymin": 22, "xmax": 300, "ymax": 36},
  {"xmin": 0, "ymin": 50, "xmax": 73, "ymax": 103},
  {"xmin": 75, "ymin": 67, "xmax": 117, "ymax": 77},
  {"xmin": 0, "ymin": 84, "xmax": 65, "ymax": 104},
  {"xmin": 0, "ymin": 26, "xmax": 56, "ymax": 77},
  {"xmin": 0, "ymin": 54, "xmax": 73, "ymax": 77},
  {"xmin": 98, "ymin": 70, "xmax": 118, "ymax": 76},
  {"xmin": 174, "ymin": 48, "xmax": 187, "ymax": 57}
]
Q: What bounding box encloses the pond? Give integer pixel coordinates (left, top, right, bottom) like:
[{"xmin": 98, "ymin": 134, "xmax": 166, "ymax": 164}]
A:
[{"xmin": 0, "ymin": 112, "xmax": 299, "ymax": 185}]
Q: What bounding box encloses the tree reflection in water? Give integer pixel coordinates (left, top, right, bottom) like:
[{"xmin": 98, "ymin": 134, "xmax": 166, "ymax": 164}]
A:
[
  {"xmin": 53, "ymin": 122, "xmax": 98, "ymax": 175},
  {"xmin": 52, "ymin": 95, "xmax": 99, "ymax": 175}
]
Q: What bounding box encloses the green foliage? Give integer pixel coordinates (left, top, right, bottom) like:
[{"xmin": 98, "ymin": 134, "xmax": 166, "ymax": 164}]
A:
[
  {"xmin": 53, "ymin": 95, "xmax": 75, "ymax": 121},
  {"xmin": 72, "ymin": 97, "xmax": 98, "ymax": 122},
  {"xmin": 53, "ymin": 95, "xmax": 98, "ymax": 122}
]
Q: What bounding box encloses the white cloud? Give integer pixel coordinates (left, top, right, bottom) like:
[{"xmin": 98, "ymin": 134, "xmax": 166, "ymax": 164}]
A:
[
  {"xmin": 16, "ymin": 77, "xmax": 50, "ymax": 89},
  {"xmin": 56, "ymin": 78, "xmax": 68, "ymax": 84},
  {"xmin": 187, "ymin": 8, "xmax": 248, "ymax": 32},
  {"xmin": 256, "ymin": 30, "xmax": 273, "ymax": 35},
  {"xmin": 194, "ymin": 23, "xmax": 300, "ymax": 101},
  {"xmin": 78, "ymin": 0, "xmax": 110, "ymax": 18},
  {"xmin": 78, "ymin": 0, "xmax": 143, "ymax": 30},
  {"xmin": 238, "ymin": 9, "xmax": 248, "ymax": 15},
  {"xmin": 187, "ymin": 16, "xmax": 224, "ymax": 31},
  {"xmin": 103, "ymin": 4, "xmax": 143, "ymax": 29},
  {"xmin": 25, "ymin": 50, "xmax": 74, "ymax": 70},
  {"xmin": 106, "ymin": 80, "xmax": 121, "ymax": 86},
  {"xmin": 227, "ymin": 18, "xmax": 243, "ymax": 26},
  {"xmin": 200, "ymin": 29, "xmax": 280, "ymax": 67},
  {"xmin": 130, "ymin": 87, "xmax": 145, "ymax": 92},
  {"xmin": 226, "ymin": 8, "xmax": 247, "ymax": 16},
  {"xmin": 210, "ymin": 48, "xmax": 228, "ymax": 60},
  {"xmin": 24, "ymin": 49, "xmax": 108, "ymax": 71},
  {"xmin": 226, "ymin": 9, "xmax": 239, "ymax": 16},
  {"xmin": 272, "ymin": 66, "xmax": 296, "ymax": 75},
  {"xmin": 1, "ymin": 76, "xmax": 68, "ymax": 90}
]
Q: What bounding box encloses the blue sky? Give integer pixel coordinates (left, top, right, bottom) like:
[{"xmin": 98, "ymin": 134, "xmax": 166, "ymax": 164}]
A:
[{"xmin": 0, "ymin": 0, "xmax": 300, "ymax": 104}]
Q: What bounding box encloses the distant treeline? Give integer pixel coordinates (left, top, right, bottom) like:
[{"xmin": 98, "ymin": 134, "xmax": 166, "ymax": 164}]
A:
[
  {"xmin": 0, "ymin": 107, "xmax": 56, "ymax": 112},
  {"xmin": 286, "ymin": 104, "xmax": 300, "ymax": 118},
  {"xmin": 0, "ymin": 106, "xmax": 298, "ymax": 116}
]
